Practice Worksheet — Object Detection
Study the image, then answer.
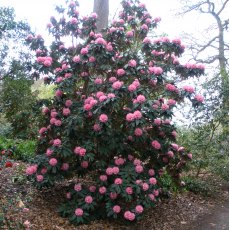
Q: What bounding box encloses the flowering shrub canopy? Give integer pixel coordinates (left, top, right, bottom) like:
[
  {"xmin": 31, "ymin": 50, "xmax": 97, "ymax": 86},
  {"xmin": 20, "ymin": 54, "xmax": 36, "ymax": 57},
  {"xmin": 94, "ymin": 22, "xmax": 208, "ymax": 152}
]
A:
[{"xmin": 25, "ymin": 0, "xmax": 204, "ymax": 225}]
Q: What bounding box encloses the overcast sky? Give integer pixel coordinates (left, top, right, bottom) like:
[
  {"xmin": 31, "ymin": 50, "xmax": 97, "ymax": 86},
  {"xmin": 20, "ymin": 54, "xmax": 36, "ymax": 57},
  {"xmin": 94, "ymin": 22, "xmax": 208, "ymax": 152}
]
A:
[{"xmin": 0, "ymin": 0, "xmax": 206, "ymax": 38}]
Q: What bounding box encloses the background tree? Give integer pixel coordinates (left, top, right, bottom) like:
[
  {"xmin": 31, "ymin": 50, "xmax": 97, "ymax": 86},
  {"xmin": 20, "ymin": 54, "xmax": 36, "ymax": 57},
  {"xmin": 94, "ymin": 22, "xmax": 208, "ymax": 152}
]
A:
[
  {"xmin": 174, "ymin": 0, "xmax": 229, "ymax": 180},
  {"xmin": 93, "ymin": 0, "xmax": 109, "ymax": 32}
]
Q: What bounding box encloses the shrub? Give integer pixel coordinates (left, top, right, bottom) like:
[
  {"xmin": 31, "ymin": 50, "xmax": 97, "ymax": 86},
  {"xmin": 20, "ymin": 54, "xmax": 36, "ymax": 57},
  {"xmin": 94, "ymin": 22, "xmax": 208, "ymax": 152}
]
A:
[{"xmin": 25, "ymin": 0, "xmax": 204, "ymax": 224}]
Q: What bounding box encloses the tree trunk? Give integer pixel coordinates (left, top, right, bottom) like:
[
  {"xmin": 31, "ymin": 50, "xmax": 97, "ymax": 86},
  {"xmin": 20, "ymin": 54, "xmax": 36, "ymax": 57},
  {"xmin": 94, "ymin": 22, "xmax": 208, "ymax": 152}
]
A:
[{"xmin": 93, "ymin": 0, "xmax": 109, "ymax": 33}]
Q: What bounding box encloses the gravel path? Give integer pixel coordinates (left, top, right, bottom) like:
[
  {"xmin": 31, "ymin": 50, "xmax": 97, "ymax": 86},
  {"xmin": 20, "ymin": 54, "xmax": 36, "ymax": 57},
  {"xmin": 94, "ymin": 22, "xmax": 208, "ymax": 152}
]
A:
[{"xmin": 185, "ymin": 198, "xmax": 229, "ymax": 230}]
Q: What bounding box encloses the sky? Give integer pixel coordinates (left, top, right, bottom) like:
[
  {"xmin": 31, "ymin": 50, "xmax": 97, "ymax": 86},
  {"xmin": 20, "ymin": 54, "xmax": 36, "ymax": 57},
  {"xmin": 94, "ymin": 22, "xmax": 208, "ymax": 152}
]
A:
[{"xmin": 0, "ymin": 0, "xmax": 205, "ymax": 39}]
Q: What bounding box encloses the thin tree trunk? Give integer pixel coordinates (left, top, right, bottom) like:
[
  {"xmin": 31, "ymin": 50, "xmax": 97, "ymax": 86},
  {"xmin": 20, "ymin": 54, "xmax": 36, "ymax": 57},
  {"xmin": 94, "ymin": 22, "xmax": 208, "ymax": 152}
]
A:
[{"xmin": 93, "ymin": 0, "xmax": 109, "ymax": 33}]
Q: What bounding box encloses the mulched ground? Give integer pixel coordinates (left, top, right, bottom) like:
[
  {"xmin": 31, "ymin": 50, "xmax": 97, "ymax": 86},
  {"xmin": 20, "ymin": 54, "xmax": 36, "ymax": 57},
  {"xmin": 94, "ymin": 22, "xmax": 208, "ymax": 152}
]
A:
[{"xmin": 0, "ymin": 162, "xmax": 228, "ymax": 230}]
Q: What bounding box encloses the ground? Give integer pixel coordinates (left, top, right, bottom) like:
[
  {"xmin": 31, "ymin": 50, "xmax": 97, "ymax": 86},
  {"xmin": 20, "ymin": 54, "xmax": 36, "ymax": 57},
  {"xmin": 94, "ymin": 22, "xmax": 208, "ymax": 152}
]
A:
[{"xmin": 0, "ymin": 161, "xmax": 228, "ymax": 230}]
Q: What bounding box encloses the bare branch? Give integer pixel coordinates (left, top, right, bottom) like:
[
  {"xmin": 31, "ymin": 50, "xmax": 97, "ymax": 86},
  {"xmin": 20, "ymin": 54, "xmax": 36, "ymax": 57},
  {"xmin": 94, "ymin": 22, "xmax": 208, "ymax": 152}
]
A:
[{"xmin": 217, "ymin": 0, "xmax": 229, "ymax": 15}]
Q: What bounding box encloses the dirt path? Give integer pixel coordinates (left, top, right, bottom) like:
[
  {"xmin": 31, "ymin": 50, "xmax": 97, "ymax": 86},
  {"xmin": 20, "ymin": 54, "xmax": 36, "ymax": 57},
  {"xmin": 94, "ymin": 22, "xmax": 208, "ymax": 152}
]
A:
[{"xmin": 185, "ymin": 198, "xmax": 229, "ymax": 230}]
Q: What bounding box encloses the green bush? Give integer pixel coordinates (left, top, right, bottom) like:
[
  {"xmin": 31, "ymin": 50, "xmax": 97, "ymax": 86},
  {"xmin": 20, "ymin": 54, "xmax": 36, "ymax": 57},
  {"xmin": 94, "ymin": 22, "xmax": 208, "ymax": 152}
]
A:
[
  {"xmin": 183, "ymin": 176, "xmax": 213, "ymax": 196},
  {"xmin": 0, "ymin": 137, "xmax": 36, "ymax": 161}
]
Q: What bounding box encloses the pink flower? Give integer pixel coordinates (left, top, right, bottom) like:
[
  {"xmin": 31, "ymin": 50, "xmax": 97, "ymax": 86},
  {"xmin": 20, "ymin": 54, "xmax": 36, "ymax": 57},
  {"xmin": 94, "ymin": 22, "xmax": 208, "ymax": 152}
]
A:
[
  {"xmin": 91, "ymin": 12, "xmax": 98, "ymax": 18},
  {"xmin": 134, "ymin": 128, "xmax": 143, "ymax": 136},
  {"xmin": 43, "ymin": 59, "xmax": 52, "ymax": 67},
  {"xmin": 142, "ymin": 182, "xmax": 149, "ymax": 191},
  {"xmin": 143, "ymin": 37, "xmax": 151, "ymax": 44},
  {"xmin": 106, "ymin": 43, "xmax": 113, "ymax": 51},
  {"xmin": 99, "ymin": 114, "xmax": 108, "ymax": 123},
  {"xmin": 99, "ymin": 186, "xmax": 107, "ymax": 194},
  {"xmin": 73, "ymin": 55, "xmax": 81, "ymax": 62},
  {"xmin": 112, "ymin": 167, "xmax": 120, "ymax": 174},
  {"xmin": 110, "ymin": 192, "xmax": 118, "ymax": 199},
  {"xmin": 39, "ymin": 127, "xmax": 47, "ymax": 134},
  {"xmin": 85, "ymin": 195, "xmax": 93, "ymax": 204},
  {"xmin": 61, "ymin": 163, "xmax": 69, "ymax": 171},
  {"xmin": 36, "ymin": 175, "xmax": 44, "ymax": 182},
  {"xmin": 112, "ymin": 80, "xmax": 123, "ymax": 90},
  {"xmin": 171, "ymin": 143, "xmax": 179, "ymax": 151},
  {"xmin": 74, "ymin": 183, "xmax": 82, "ymax": 191},
  {"xmin": 135, "ymin": 165, "xmax": 143, "ymax": 173},
  {"xmin": 149, "ymin": 194, "xmax": 155, "ymax": 201},
  {"xmin": 41, "ymin": 167, "xmax": 47, "ymax": 174},
  {"xmin": 135, "ymin": 205, "xmax": 144, "ymax": 214},
  {"xmin": 148, "ymin": 169, "xmax": 155, "ymax": 176},
  {"xmin": 171, "ymin": 131, "xmax": 177, "ymax": 138},
  {"xmin": 133, "ymin": 110, "xmax": 142, "ymax": 119},
  {"xmin": 149, "ymin": 177, "xmax": 157, "ymax": 185},
  {"xmin": 113, "ymin": 205, "xmax": 121, "ymax": 213},
  {"xmin": 168, "ymin": 99, "xmax": 176, "ymax": 106},
  {"xmin": 126, "ymin": 113, "xmax": 135, "ymax": 122},
  {"xmin": 115, "ymin": 158, "xmax": 125, "ymax": 165},
  {"xmin": 161, "ymin": 104, "xmax": 169, "ymax": 111},
  {"xmin": 128, "ymin": 59, "xmax": 137, "ymax": 67},
  {"xmin": 124, "ymin": 211, "xmax": 135, "ymax": 221},
  {"xmin": 63, "ymin": 108, "xmax": 71, "ymax": 116},
  {"xmin": 126, "ymin": 31, "xmax": 134, "ymax": 37},
  {"xmin": 136, "ymin": 95, "xmax": 146, "ymax": 103},
  {"xmin": 117, "ymin": 68, "xmax": 125, "ymax": 76},
  {"xmin": 151, "ymin": 140, "xmax": 161, "ymax": 150},
  {"xmin": 89, "ymin": 185, "xmax": 96, "ymax": 192},
  {"xmin": 79, "ymin": 148, "xmax": 86, "ymax": 157},
  {"xmin": 114, "ymin": 178, "xmax": 122, "ymax": 185},
  {"xmin": 126, "ymin": 187, "xmax": 133, "ymax": 195},
  {"xmin": 26, "ymin": 166, "xmax": 37, "ymax": 175},
  {"xmin": 165, "ymin": 84, "xmax": 176, "ymax": 92},
  {"xmin": 75, "ymin": 208, "xmax": 83, "ymax": 216},
  {"xmin": 128, "ymin": 84, "xmax": 137, "ymax": 92},
  {"xmin": 46, "ymin": 148, "xmax": 53, "ymax": 157},
  {"xmin": 141, "ymin": 24, "xmax": 148, "ymax": 30},
  {"xmin": 133, "ymin": 159, "xmax": 141, "ymax": 165},
  {"xmin": 187, "ymin": 153, "xmax": 192, "ymax": 159},
  {"xmin": 49, "ymin": 158, "xmax": 58, "ymax": 166},
  {"xmin": 100, "ymin": 175, "xmax": 108, "ymax": 181},
  {"xmin": 106, "ymin": 167, "xmax": 113, "ymax": 175},
  {"xmin": 108, "ymin": 93, "xmax": 115, "ymax": 98},
  {"xmin": 54, "ymin": 120, "xmax": 62, "ymax": 126},
  {"xmin": 94, "ymin": 78, "xmax": 103, "ymax": 84},
  {"xmin": 194, "ymin": 94, "xmax": 204, "ymax": 103},
  {"xmin": 53, "ymin": 139, "xmax": 61, "ymax": 147},
  {"xmin": 55, "ymin": 89, "xmax": 63, "ymax": 97},
  {"xmin": 80, "ymin": 47, "xmax": 88, "ymax": 55},
  {"xmin": 42, "ymin": 107, "xmax": 49, "ymax": 114},
  {"xmin": 183, "ymin": 85, "xmax": 195, "ymax": 93},
  {"xmin": 167, "ymin": 151, "xmax": 174, "ymax": 158},
  {"xmin": 95, "ymin": 37, "xmax": 107, "ymax": 45},
  {"xmin": 84, "ymin": 103, "xmax": 92, "ymax": 111},
  {"xmin": 154, "ymin": 118, "xmax": 161, "ymax": 126},
  {"xmin": 93, "ymin": 123, "xmax": 101, "ymax": 131},
  {"xmin": 109, "ymin": 77, "xmax": 117, "ymax": 83},
  {"xmin": 81, "ymin": 161, "xmax": 89, "ymax": 168}
]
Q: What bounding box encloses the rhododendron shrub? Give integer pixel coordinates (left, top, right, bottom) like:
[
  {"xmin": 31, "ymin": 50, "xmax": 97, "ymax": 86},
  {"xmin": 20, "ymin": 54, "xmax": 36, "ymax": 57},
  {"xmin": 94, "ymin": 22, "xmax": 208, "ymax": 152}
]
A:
[{"xmin": 25, "ymin": 0, "xmax": 204, "ymax": 224}]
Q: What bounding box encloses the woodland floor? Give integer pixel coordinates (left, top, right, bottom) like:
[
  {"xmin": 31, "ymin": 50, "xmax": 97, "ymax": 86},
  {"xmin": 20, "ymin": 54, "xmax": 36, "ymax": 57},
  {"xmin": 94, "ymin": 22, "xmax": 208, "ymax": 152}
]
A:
[{"xmin": 0, "ymin": 161, "xmax": 228, "ymax": 230}]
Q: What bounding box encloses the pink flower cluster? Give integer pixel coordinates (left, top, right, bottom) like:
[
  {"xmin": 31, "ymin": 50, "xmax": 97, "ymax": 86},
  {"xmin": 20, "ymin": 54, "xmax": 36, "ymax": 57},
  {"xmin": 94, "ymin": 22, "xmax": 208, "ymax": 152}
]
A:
[
  {"xmin": 151, "ymin": 140, "xmax": 161, "ymax": 150},
  {"xmin": 126, "ymin": 110, "xmax": 142, "ymax": 122},
  {"xmin": 183, "ymin": 85, "xmax": 195, "ymax": 93},
  {"xmin": 36, "ymin": 56, "xmax": 53, "ymax": 67},
  {"xmin": 124, "ymin": 211, "xmax": 135, "ymax": 221},
  {"xmin": 148, "ymin": 66, "xmax": 163, "ymax": 75},
  {"xmin": 74, "ymin": 146, "xmax": 87, "ymax": 156},
  {"xmin": 184, "ymin": 62, "xmax": 205, "ymax": 69},
  {"xmin": 26, "ymin": 165, "xmax": 37, "ymax": 175}
]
